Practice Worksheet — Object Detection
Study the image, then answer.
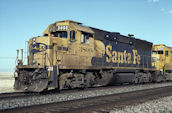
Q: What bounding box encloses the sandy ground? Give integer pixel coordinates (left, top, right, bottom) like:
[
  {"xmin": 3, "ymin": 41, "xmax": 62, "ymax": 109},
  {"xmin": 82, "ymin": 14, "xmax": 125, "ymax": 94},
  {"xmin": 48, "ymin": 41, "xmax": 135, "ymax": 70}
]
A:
[{"xmin": 0, "ymin": 73, "xmax": 16, "ymax": 93}]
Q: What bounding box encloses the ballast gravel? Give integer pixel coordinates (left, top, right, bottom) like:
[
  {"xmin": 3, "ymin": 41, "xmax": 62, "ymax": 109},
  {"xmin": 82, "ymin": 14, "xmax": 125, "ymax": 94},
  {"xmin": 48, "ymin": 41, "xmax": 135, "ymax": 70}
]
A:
[
  {"xmin": 0, "ymin": 82, "xmax": 172, "ymax": 110},
  {"xmin": 110, "ymin": 96, "xmax": 172, "ymax": 113}
]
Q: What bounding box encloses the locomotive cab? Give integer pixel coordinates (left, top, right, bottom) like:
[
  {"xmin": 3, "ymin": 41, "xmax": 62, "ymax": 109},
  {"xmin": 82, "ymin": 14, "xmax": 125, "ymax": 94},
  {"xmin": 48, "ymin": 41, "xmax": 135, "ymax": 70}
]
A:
[{"xmin": 42, "ymin": 20, "xmax": 96, "ymax": 69}]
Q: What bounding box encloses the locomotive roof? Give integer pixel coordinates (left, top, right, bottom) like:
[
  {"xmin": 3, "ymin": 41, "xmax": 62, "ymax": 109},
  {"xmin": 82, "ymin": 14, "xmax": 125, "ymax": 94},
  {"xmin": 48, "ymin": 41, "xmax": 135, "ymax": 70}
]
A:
[
  {"xmin": 154, "ymin": 44, "xmax": 172, "ymax": 50},
  {"xmin": 90, "ymin": 27, "xmax": 152, "ymax": 51},
  {"xmin": 43, "ymin": 20, "xmax": 153, "ymax": 48},
  {"xmin": 55, "ymin": 20, "xmax": 82, "ymax": 25},
  {"xmin": 72, "ymin": 23, "xmax": 94, "ymax": 34},
  {"xmin": 90, "ymin": 27, "xmax": 152, "ymax": 43}
]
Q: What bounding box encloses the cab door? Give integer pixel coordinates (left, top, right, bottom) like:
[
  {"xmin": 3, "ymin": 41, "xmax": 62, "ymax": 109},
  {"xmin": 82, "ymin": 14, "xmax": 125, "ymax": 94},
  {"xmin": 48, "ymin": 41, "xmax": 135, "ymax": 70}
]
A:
[
  {"xmin": 62, "ymin": 30, "xmax": 79, "ymax": 68},
  {"xmin": 78, "ymin": 31, "xmax": 95, "ymax": 67}
]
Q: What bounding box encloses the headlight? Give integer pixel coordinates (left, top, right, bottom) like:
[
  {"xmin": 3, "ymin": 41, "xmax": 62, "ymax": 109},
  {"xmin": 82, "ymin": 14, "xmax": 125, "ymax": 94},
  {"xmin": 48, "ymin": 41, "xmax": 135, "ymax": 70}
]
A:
[{"xmin": 32, "ymin": 38, "xmax": 36, "ymax": 44}]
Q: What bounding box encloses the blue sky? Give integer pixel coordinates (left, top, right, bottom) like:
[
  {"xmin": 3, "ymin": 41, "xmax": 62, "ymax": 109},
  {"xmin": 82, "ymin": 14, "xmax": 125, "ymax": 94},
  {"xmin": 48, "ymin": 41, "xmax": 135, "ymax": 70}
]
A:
[{"xmin": 0, "ymin": 0, "xmax": 172, "ymax": 72}]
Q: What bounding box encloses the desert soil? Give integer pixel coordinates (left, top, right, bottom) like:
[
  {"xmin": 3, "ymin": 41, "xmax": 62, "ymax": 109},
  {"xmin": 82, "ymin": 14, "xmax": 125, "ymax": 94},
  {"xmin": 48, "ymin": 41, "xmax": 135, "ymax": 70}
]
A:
[{"xmin": 0, "ymin": 73, "xmax": 16, "ymax": 93}]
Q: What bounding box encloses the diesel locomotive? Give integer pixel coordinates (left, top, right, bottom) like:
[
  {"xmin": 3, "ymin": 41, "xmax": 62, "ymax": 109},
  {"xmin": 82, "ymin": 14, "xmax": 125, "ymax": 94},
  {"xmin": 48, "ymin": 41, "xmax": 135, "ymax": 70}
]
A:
[
  {"xmin": 152, "ymin": 44, "xmax": 172, "ymax": 81},
  {"xmin": 14, "ymin": 20, "xmax": 172, "ymax": 92}
]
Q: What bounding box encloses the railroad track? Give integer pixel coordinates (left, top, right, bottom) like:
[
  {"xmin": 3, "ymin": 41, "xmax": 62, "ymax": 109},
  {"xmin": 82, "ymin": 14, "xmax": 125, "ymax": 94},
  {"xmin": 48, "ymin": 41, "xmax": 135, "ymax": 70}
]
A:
[
  {"xmin": 0, "ymin": 83, "xmax": 168, "ymax": 100},
  {"xmin": 2, "ymin": 86, "xmax": 172, "ymax": 113},
  {"xmin": 0, "ymin": 82, "xmax": 170, "ymax": 99},
  {"xmin": 0, "ymin": 83, "xmax": 141, "ymax": 99},
  {"xmin": 0, "ymin": 92, "xmax": 38, "ymax": 100},
  {"xmin": 0, "ymin": 82, "xmax": 172, "ymax": 112}
]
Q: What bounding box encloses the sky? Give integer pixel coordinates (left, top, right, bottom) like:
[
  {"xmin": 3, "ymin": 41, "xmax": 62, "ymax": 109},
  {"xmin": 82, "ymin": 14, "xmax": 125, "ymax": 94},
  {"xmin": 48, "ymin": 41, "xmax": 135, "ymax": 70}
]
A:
[{"xmin": 0, "ymin": 0, "xmax": 172, "ymax": 72}]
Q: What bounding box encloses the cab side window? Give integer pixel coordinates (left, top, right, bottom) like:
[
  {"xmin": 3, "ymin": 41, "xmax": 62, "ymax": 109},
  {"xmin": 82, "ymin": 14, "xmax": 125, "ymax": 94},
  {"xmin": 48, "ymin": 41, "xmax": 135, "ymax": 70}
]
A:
[
  {"xmin": 165, "ymin": 51, "xmax": 168, "ymax": 56},
  {"xmin": 157, "ymin": 51, "xmax": 163, "ymax": 54},
  {"xmin": 52, "ymin": 31, "xmax": 68, "ymax": 38},
  {"xmin": 70, "ymin": 30, "xmax": 76, "ymax": 41},
  {"xmin": 81, "ymin": 32, "xmax": 93, "ymax": 44}
]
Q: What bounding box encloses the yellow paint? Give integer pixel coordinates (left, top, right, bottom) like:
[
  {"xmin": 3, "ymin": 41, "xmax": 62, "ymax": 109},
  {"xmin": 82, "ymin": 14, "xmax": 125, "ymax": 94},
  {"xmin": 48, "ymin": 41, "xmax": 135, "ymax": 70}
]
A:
[
  {"xmin": 127, "ymin": 53, "xmax": 132, "ymax": 64},
  {"xmin": 123, "ymin": 50, "xmax": 127, "ymax": 64},
  {"xmin": 106, "ymin": 45, "xmax": 112, "ymax": 63},
  {"xmin": 94, "ymin": 40, "xmax": 105, "ymax": 58},
  {"xmin": 152, "ymin": 44, "xmax": 172, "ymax": 74},
  {"xmin": 112, "ymin": 51, "xmax": 117, "ymax": 63}
]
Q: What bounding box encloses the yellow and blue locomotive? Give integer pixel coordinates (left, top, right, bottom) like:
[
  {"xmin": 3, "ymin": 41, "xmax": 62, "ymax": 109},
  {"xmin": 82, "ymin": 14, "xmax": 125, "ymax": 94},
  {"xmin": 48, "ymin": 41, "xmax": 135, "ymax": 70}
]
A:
[{"xmin": 14, "ymin": 20, "xmax": 171, "ymax": 92}]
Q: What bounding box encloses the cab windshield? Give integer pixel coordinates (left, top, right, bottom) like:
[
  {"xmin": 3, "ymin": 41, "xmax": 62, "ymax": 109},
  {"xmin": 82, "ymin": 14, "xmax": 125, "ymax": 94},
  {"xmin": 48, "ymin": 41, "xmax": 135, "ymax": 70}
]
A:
[
  {"xmin": 152, "ymin": 51, "xmax": 163, "ymax": 54},
  {"xmin": 52, "ymin": 31, "xmax": 68, "ymax": 38}
]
